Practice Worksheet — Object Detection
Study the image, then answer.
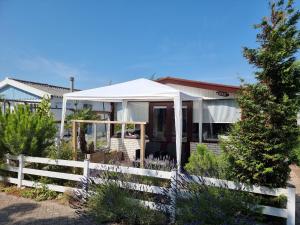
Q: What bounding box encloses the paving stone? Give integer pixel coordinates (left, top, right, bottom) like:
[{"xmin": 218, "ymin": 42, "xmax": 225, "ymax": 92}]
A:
[
  {"xmin": 290, "ymin": 165, "xmax": 300, "ymax": 225},
  {"xmin": 0, "ymin": 192, "xmax": 98, "ymax": 225}
]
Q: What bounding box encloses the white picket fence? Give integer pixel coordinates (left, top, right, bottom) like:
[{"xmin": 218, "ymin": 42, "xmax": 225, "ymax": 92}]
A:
[{"xmin": 0, "ymin": 154, "xmax": 296, "ymax": 225}]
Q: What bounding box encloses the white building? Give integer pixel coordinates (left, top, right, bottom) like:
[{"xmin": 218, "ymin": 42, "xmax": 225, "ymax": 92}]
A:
[{"xmin": 0, "ymin": 77, "xmax": 110, "ymax": 135}]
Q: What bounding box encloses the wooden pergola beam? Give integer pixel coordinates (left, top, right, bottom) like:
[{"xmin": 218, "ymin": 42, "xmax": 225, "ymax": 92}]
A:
[
  {"xmin": 71, "ymin": 119, "xmax": 146, "ymax": 125},
  {"xmin": 71, "ymin": 120, "xmax": 147, "ymax": 168}
]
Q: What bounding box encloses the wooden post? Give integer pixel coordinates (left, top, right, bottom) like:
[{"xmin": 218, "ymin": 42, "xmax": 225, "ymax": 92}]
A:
[
  {"xmin": 72, "ymin": 121, "xmax": 78, "ymax": 161},
  {"xmin": 140, "ymin": 123, "xmax": 145, "ymax": 168},
  {"xmin": 287, "ymin": 185, "xmax": 296, "ymax": 225},
  {"xmin": 93, "ymin": 123, "xmax": 97, "ymax": 149},
  {"xmin": 17, "ymin": 154, "xmax": 24, "ymax": 188}
]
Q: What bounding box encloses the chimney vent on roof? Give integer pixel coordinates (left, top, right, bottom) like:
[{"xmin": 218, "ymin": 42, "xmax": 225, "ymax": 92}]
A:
[{"xmin": 70, "ymin": 76, "xmax": 74, "ymax": 92}]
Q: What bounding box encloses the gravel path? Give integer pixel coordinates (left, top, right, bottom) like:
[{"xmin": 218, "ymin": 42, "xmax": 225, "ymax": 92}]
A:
[{"xmin": 0, "ymin": 192, "xmax": 97, "ymax": 225}]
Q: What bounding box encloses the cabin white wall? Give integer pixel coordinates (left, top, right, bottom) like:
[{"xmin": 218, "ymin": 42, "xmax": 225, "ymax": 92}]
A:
[
  {"xmin": 114, "ymin": 100, "xmax": 240, "ymax": 124},
  {"xmin": 162, "ymin": 83, "xmax": 240, "ymax": 123},
  {"xmin": 164, "ymin": 83, "xmax": 237, "ymax": 99}
]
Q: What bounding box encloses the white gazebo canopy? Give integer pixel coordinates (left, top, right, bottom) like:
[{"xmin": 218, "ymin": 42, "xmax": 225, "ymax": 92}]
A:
[{"xmin": 60, "ymin": 78, "xmax": 201, "ymax": 169}]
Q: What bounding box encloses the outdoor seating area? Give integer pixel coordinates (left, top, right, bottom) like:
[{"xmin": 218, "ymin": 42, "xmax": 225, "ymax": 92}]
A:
[
  {"xmin": 60, "ymin": 78, "xmax": 202, "ymax": 170},
  {"xmin": 70, "ymin": 119, "xmax": 147, "ymax": 167}
]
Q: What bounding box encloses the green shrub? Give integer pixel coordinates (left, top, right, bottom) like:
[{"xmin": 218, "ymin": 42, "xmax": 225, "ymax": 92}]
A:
[
  {"xmin": 87, "ymin": 181, "xmax": 167, "ymax": 225},
  {"xmin": 42, "ymin": 142, "xmax": 79, "ymax": 186},
  {"xmin": 175, "ymin": 177, "xmax": 261, "ymax": 225},
  {"xmin": 0, "ymin": 109, "xmax": 8, "ymax": 159},
  {"xmin": 45, "ymin": 141, "xmax": 73, "ymax": 160},
  {"xmin": 114, "ymin": 123, "xmax": 135, "ymax": 134},
  {"xmin": 21, "ymin": 178, "xmax": 58, "ymax": 201},
  {"xmin": 290, "ymin": 136, "xmax": 300, "ymax": 165},
  {"xmin": 1, "ymin": 98, "xmax": 56, "ymax": 156},
  {"xmin": 184, "ymin": 144, "xmax": 228, "ymax": 178}
]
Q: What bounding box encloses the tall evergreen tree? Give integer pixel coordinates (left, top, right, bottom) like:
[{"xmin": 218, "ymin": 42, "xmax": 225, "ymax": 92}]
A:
[{"xmin": 224, "ymin": 0, "xmax": 300, "ymax": 187}]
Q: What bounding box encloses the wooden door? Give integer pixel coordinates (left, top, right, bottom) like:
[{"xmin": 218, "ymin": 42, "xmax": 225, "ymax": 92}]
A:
[{"xmin": 148, "ymin": 101, "xmax": 193, "ymax": 164}]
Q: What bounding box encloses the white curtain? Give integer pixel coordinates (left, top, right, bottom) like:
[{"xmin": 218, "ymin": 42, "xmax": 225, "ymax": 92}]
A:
[
  {"xmin": 116, "ymin": 102, "xmax": 149, "ymax": 122},
  {"xmin": 203, "ymin": 99, "xmax": 240, "ymax": 123},
  {"xmin": 121, "ymin": 100, "xmax": 128, "ymax": 142}
]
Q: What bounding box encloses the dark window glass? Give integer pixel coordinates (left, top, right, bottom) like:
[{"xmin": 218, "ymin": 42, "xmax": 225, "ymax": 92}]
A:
[
  {"xmin": 153, "ymin": 106, "xmax": 167, "ymax": 141},
  {"xmin": 192, "ymin": 123, "xmax": 199, "ymax": 141},
  {"xmin": 83, "ymin": 104, "xmax": 93, "ymax": 110},
  {"xmin": 202, "ymin": 123, "xmax": 231, "ymax": 143}
]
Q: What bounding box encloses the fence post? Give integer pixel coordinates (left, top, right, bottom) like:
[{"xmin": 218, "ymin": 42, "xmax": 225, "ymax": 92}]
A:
[
  {"xmin": 287, "ymin": 184, "xmax": 296, "ymax": 225},
  {"xmin": 5, "ymin": 153, "xmax": 11, "ymax": 166},
  {"xmin": 83, "ymin": 159, "xmax": 90, "ymax": 194},
  {"xmin": 170, "ymin": 169, "xmax": 178, "ymax": 224},
  {"xmin": 17, "ymin": 154, "xmax": 24, "ymax": 188}
]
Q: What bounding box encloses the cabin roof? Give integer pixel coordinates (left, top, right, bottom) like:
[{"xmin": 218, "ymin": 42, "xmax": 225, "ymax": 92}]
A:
[{"xmin": 156, "ymin": 76, "xmax": 240, "ymax": 93}]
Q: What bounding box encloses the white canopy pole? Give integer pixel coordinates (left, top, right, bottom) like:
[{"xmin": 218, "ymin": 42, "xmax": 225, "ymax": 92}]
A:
[
  {"xmin": 174, "ymin": 93, "xmax": 182, "ymax": 171},
  {"xmin": 121, "ymin": 100, "xmax": 128, "ymax": 143},
  {"xmin": 60, "ymin": 97, "xmax": 67, "ymax": 139},
  {"xmin": 198, "ymin": 98, "xmax": 203, "ymax": 143}
]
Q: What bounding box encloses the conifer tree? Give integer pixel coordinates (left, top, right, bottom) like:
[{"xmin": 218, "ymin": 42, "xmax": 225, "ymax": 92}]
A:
[
  {"xmin": 224, "ymin": 0, "xmax": 300, "ymax": 187},
  {"xmin": 2, "ymin": 98, "xmax": 56, "ymax": 156}
]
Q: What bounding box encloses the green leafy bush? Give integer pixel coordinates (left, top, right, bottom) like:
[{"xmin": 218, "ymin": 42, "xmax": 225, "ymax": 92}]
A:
[
  {"xmin": 21, "ymin": 183, "xmax": 58, "ymax": 201},
  {"xmin": 1, "ymin": 98, "xmax": 56, "ymax": 156},
  {"xmin": 0, "ymin": 180, "xmax": 58, "ymax": 201},
  {"xmin": 184, "ymin": 144, "xmax": 228, "ymax": 178},
  {"xmin": 45, "ymin": 141, "xmax": 73, "ymax": 160}
]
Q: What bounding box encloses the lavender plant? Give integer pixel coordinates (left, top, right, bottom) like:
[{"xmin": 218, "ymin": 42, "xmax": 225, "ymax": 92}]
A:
[
  {"xmin": 70, "ymin": 170, "xmax": 167, "ymax": 225},
  {"xmin": 168, "ymin": 173, "xmax": 262, "ymax": 225}
]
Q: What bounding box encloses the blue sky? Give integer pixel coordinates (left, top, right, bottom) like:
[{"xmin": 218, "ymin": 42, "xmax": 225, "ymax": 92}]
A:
[{"xmin": 0, "ymin": 0, "xmax": 299, "ymax": 89}]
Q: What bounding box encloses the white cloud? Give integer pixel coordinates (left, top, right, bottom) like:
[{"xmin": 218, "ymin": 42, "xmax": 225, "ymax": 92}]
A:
[{"xmin": 17, "ymin": 56, "xmax": 83, "ymax": 79}]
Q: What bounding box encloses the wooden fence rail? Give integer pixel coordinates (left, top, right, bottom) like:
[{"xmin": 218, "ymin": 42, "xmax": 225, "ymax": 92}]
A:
[{"xmin": 0, "ymin": 154, "xmax": 295, "ymax": 225}]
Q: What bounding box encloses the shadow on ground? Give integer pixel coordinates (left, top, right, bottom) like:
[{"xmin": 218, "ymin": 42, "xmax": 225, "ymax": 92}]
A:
[
  {"xmin": 0, "ymin": 202, "xmax": 96, "ymax": 225},
  {"xmin": 296, "ymin": 194, "xmax": 300, "ymax": 225}
]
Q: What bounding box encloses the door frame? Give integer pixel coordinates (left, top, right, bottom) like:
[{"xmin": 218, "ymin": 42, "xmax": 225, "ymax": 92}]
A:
[{"xmin": 147, "ymin": 101, "xmax": 193, "ymax": 163}]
